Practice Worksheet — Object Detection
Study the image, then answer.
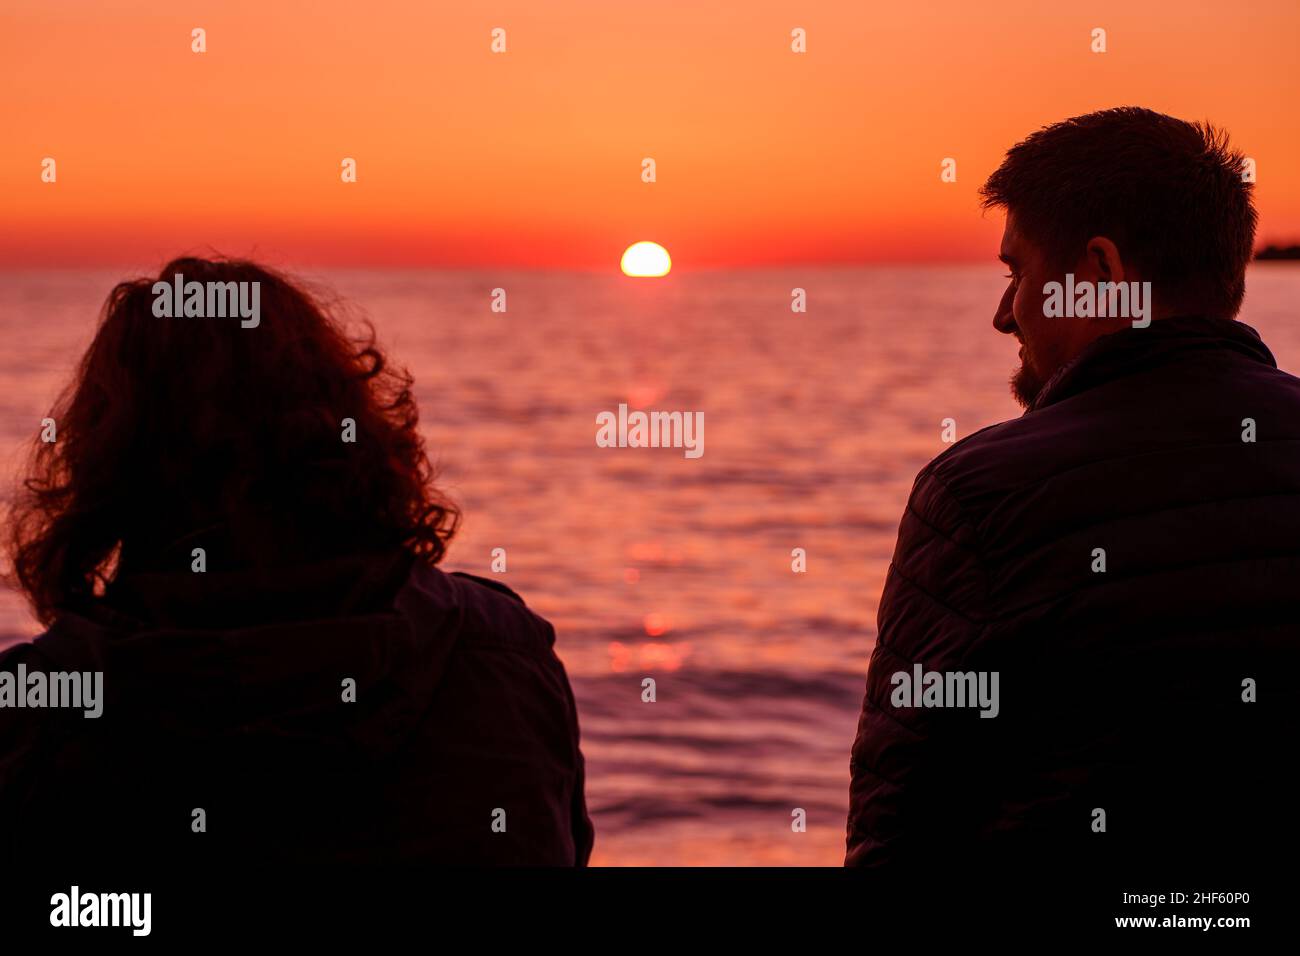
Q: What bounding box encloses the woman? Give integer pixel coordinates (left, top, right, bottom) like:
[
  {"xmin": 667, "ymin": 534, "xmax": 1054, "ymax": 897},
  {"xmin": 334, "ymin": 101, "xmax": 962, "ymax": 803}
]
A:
[{"xmin": 0, "ymin": 257, "xmax": 593, "ymax": 865}]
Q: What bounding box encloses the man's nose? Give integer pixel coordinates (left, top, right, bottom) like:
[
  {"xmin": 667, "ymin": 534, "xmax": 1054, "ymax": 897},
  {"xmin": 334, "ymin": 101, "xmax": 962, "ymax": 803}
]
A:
[{"xmin": 992, "ymin": 284, "xmax": 1017, "ymax": 334}]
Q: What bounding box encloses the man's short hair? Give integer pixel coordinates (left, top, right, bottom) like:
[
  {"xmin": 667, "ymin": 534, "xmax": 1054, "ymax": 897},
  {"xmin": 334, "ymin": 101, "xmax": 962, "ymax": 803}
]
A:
[{"xmin": 980, "ymin": 107, "xmax": 1257, "ymax": 319}]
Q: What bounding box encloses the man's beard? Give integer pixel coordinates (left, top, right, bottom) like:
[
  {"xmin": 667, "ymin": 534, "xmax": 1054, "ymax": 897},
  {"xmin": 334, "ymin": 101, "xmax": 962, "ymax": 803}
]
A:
[{"xmin": 1010, "ymin": 360, "xmax": 1046, "ymax": 408}]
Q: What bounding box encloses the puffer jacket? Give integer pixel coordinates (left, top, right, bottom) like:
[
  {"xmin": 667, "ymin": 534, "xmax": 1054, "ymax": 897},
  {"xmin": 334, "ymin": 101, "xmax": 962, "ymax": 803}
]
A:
[
  {"xmin": 0, "ymin": 548, "xmax": 593, "ymax": 866},
  {"xmin": 847, "ymin": 315, "xmax": 1300, "ymax": 877}
]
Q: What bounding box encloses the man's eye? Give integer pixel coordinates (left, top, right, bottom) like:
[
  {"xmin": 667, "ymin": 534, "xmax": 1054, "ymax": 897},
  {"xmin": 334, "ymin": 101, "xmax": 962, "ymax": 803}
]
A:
[{"xmin": 1004, "ymin": 273, "xmax": 1020, "ymax": 282}]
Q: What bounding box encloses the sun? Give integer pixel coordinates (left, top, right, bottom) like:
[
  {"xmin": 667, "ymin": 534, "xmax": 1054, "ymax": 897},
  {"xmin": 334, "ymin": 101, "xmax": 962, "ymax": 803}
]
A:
[{"xmin": 620, "ymin": 241, "xmax": 672, "ymax": 277}]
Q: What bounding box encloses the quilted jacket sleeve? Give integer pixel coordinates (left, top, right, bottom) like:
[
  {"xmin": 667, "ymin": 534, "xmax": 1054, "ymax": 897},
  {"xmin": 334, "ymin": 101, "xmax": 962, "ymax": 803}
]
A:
[{"xmin": 845, "ymin": 467, "xmax": 991, "ymax": 868}]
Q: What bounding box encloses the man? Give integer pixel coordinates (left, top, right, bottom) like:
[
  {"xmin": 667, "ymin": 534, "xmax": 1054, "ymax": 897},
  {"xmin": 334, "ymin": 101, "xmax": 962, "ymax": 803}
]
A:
[{"xmin": 846, "ymin": 108, "xmax": 1300, "ymax": 883}]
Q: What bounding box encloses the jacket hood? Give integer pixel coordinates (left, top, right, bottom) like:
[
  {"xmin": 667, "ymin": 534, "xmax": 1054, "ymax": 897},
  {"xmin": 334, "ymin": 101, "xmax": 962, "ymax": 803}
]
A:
[
  {"xmin": 1029, "ymin": 315, "xmax": 1277, "ymax": 412},
  {"xmin": 29, "ymin": 549, "xmax": 458, "ymax": 762}
]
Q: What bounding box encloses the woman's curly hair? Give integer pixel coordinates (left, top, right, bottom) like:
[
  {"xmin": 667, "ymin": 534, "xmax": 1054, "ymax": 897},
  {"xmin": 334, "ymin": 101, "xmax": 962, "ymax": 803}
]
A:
[{"xmin": 6, "ymin": 257, "xmax": 459, "ymax": 625}]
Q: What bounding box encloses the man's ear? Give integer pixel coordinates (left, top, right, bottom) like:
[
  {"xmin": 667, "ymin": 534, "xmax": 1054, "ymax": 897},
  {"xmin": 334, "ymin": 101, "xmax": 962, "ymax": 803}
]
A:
[{"xmin": 1084, "ymin": 236, "xmax": 1126, "ymax": 283}]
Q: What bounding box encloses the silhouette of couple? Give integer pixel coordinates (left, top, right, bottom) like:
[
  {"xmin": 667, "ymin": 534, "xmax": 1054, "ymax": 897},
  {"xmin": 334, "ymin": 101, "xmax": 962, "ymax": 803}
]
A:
[{"xmin": 3, "ymin": 108, "xmax": 1296, "ymax": 875}]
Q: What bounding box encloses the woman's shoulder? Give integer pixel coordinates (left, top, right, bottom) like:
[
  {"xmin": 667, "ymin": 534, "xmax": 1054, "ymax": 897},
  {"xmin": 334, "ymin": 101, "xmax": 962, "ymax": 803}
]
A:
[
  {"xmin": 446, "ymin": 570, "xmax": 529, "ymax": 606},
  {"xmin": 398, "ymin": 563, "xmax": 560, "ymax": 658}
]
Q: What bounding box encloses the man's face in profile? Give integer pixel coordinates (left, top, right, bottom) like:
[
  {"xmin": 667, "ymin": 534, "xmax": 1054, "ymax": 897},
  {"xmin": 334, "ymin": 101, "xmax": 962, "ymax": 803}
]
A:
[
  {"xmin": 993, "ymin": 214, "xmax": 1059, "ymax": 407},
  {"xmin": 994, "ymin": 214, "xmax": 1140, "ymax": 408}
]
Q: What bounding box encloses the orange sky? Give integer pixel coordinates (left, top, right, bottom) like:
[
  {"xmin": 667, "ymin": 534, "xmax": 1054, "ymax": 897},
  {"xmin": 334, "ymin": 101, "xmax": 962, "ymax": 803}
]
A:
[{"xmin": 2, "ymin": 0, "xmax": 1298, "ymax": 269}]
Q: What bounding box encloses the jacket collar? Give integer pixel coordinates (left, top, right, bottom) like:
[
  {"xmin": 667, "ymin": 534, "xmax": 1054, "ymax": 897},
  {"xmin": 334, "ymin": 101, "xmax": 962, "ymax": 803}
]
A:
[
  {"xmin": 1029, "ymin": 315, "xmax": 1276, "ymax": 412},
  {"xmin": 100, "ymin": 547, "xmax": 415, "ymax": 629}
]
